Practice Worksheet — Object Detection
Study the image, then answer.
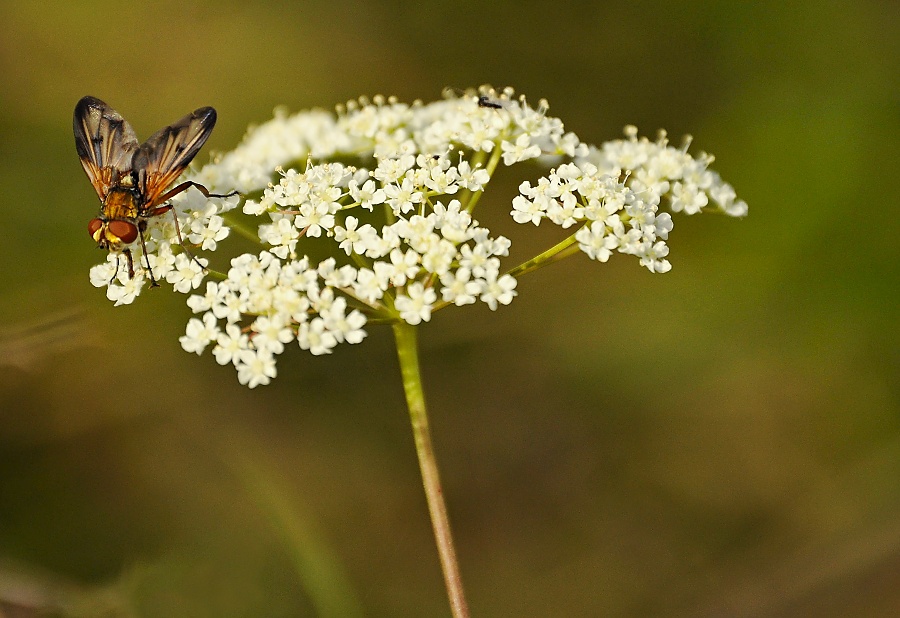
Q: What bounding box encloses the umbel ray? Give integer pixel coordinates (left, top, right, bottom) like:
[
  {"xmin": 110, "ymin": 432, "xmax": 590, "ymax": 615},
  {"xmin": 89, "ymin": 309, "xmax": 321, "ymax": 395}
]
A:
[{"xmin": 74, "ymin": 96, "xmax": 237, "ymax": 286}]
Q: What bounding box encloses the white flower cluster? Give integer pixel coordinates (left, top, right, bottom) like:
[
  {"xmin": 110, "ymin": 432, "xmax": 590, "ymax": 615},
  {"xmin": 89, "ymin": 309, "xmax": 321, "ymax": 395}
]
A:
[
  {"xmin": 179, "ymin": 169, "xmax": 517, "ymax": 386},
  {"xmin": 178, "ymin": 252, "xmax": 370, "ymax": 388},
  {"xmin": 512, "ymin": 126, "xmax": 747, "ymax": 274},
  {"xmin": 87, "ymin": 87, "xmax": 746, "ymax": 386}
]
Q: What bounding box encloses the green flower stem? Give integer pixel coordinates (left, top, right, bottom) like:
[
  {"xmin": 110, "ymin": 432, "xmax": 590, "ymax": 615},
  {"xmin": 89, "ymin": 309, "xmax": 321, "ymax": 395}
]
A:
[
  {"xmin": 506, "ymin": 231, "xmax": 582, "ymax": 278},
  {"xmin": 335, "ymin": 286, "xmax": 382, "ymax": 312},
  {"xmin": 464, "ymin": 142, "xmax": 505, "ymax": 214},
  {"xmin": 392, "ymin": 322, "xmax": 470, "ymax": 618},
  {"xmin": 363, "ymin": 316, "xmax": 398, "ymax": 326},
  {"xmin": 431, "ymin": 230, "xmax": 583, "ymax": 314},
  {"xmin": 457, "ymin": 150, "xmax": 488, "ymax": 209}
]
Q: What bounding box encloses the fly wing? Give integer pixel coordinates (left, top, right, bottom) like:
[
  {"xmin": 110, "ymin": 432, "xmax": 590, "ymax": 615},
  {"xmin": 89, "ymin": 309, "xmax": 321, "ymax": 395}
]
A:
[
  {"xmin": 132, "ymin": 107, "xmax": 216, "ymax": 208},
  {"xmin": 73, "ymin": 96, "xmax": 140, "ymax": 200}
]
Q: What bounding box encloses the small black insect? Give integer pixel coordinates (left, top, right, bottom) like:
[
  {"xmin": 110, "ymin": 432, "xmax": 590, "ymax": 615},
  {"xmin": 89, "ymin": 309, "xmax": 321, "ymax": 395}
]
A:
[{"xmin": 476, "ymin": 95, "xmax": 505, "ymax": 109}]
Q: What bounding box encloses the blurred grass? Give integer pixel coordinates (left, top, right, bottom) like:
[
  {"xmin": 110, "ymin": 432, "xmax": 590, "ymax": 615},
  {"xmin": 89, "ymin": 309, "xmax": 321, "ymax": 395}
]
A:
[{"xmin": 0, "ymin": 0, "xmax": 898, "ymax": 616}]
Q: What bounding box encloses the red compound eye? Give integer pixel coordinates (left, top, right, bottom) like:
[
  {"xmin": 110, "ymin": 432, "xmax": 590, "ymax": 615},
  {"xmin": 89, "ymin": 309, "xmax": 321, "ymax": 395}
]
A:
[
  {"xmin": 107, "ymin": 220, "xmax": 138, "ymax": 244},
  {"xmin": 88, "ymin": 218, "xmax": 103, "ymax": 238}
]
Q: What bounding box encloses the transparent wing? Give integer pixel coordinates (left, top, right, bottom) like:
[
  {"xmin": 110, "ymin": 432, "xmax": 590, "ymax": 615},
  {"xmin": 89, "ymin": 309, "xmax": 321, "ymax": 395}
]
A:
[
  {"xmin": 132, "ymin": 107, "xmax": 217, "ymax": 208},
  {"xmin": 73, "ymin": 96, "xmax": 139, "ymax": 200}
]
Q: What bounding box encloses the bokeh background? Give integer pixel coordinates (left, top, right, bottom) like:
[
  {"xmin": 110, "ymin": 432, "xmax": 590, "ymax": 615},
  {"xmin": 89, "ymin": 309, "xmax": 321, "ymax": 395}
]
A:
[{"xmin": 1, "ymin": 0, "xmax": 897, "ymax": 616}]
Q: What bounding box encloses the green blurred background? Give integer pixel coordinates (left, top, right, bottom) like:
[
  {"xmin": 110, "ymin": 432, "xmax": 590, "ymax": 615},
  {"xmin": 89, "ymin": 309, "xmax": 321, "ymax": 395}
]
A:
[{"xmin": 0, "ymin": 0, "xmax": 897, "ymax": 616}]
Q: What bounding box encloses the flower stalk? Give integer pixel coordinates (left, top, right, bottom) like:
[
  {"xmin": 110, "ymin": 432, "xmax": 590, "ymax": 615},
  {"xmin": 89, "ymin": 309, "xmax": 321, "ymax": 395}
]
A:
[
  {"xmin": 506, "ymin": 232, "xmax": 581, "ymax": 278},
  {"xmin": 393, "ymin": 321, "xmax": 470, "ymax": 618}
]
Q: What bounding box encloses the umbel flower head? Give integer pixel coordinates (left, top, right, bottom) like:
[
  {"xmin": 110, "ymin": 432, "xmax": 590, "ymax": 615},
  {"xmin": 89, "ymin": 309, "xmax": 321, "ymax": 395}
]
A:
[{"xmin": 89, "ymin": 87, "xmax": 747, "ymax": 388}]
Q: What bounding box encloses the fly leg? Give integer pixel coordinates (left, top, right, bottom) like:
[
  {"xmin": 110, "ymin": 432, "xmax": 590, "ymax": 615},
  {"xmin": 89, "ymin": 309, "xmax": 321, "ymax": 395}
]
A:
[
  {"xmin": 145, "ymin": 205, "xmax": 206, "ymax": 274},
  {"xmin": 125, "ymin": 249, "xmax": 135, "ymax": 279},
  {"xmin": 107, "ymin": 253, "xmax": 128, "ymax": 285},
  {"xmin": 145, "ymin": 182, "xmax": 240, "ymax": 274},
  {"xmin": 153, "ymin": 181, "xmax": 239, "ymax": 204},
  {"xmin": 135, "ymin": 222, "xmax": 159, "ymax": 287}
]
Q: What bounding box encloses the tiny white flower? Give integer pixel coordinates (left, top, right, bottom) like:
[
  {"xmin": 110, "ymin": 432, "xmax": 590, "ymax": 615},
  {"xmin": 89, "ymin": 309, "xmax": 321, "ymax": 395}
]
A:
[
  {"xmin": 263, "ymin": 217, "xmax": 300, "ymax": 258},
  {"xmin": 479, "ymin": 272, "xmax": 517, "ymax": 310},
  {"xmin": 146, "ymin": 247, "xmax": 177, "ymax": 280},
  {"xmin": 511, "ymin": 195, "xmax": 544, "ymax": 225},
  {"xmin": 725, "ymin": 199, "xmax": 749, "ymax": 218},
  {"xmin": 105, "ymin": 274, "xmax": 145, "ymax": 306},
  {"xmin": 187, "ymin": 281, "xmax": 220, "ymax": 313},
  {"xmin": 334, "ymin": 216, "xmax": 377, "ymax": 256},
  {"xmin": 388, "ymin": 248, "xmax": 421, "ymax": 285},
  {"xmin": 349, "ymin": 178, "xmax": 387, "ymax": 210},
  {"xmin": 545, "ymin": 193, "xmax": 584, "ymax": 228},
  {"xmin": 374, "ymin": 154, "xmax": 416, "ymax": 183},
  {"xmin": 395, "ymin": 282, "xmax": 436, "ymax": 325},
  {"xmin": 179, "ymin": 312, "xmax": 219, "ymax": 355},
  {"xmin": 501, "ymin": 134, "xmax": 541, "ymax": 165},
  {"xmin": 320, "ymin": 263, "xmax": 357, "ymax": 289},
  {"xmin": 352, "ymin": 267, "xmax": 387, "ymax": 303},
  {"xmin": 708, "ymin": 178, "xmax": 738, "ymax": 212},
  {"xmin": 384, "ymin": 177, "xmax": 424, "ymax": 215},
  {"xmin": 421, "ymin": 239, "xmax": 456, "ymax": 275},
  {"xmin": 575, "ymin": 222, "xmax": 618, "ymax": 262},
  {"xmin": 423, "ymin": 165, "xmax": 460, "ymax": 194},
  {"xmin": 363, "ymin": 224, "xmax": 401, "ymax": 258},
  {"xmin": 654, "ymin": 212, "xmax": 674, "ymax": 240},
  {"xmin": 212, "ymin": 290, "xmax": 244, "ymax": 324},
  {"xmin": 90, "ymin": 259, "xmax": 118, "ymax": 288},
  {"xmin": 487, "ymin": 235, "xmax": 511, "ymax": 257},
  {"xmin": 458, "ymin": 244, "xmax": 491, "ymax": 278},
  {"xmin": 213, "ymin": 323, "xmax": 249, "ymax": 366},
  {"xmin": 669, "ymin": 181, "xmax": 709, "ymax": 214},
  {"xmin": 242, "ymin": 198, "xmax": 269, "ymax": 216},
  {"xmin": 433, "ymin": 200, "xmax": 474, "ymax": 244},
  {"xmin": 613, "ymin": 224, "xmax": 644, "ymax": 256},
  {"xmin": 457, "ymin": 116, "xmax": 501, "ymax": 152},
  {"xmin": 294, "ymin": 201, "xmax": 336, "ymax": 237},
  {"xmin": 321, "ymin": 298, "xmax": 368, "ymax": 344},
  {"xmin": 638, "ymin": 241, "xmax": 672, "ymax": 273},
  {"xmin": 236, "ymin": 348, "xmax": 277, "ymax": 388},
  {"xmin": 440, "ymin": 267, "xmax": 480, "ymax": 306},
  {"xmin": 166, "ymin": 254, "xmax": 207, "ymax": 293},
  {"xmin": 188, "ymin": 214, "xmax": 230, "ymax": 250},
  {"xmin": 456, "ymin": 160, "xmax": 490, "ymax": 191},
  {"xmin": 251, "ymin": 315, "xmax": 295, "ymax": 354},
  {"xmin": 308, "ymin": 286, "xmax": 335, "ymax": 312},
  {"xmin": 297, "ymin": 317, "xmax": 338, "ymax": 355}
]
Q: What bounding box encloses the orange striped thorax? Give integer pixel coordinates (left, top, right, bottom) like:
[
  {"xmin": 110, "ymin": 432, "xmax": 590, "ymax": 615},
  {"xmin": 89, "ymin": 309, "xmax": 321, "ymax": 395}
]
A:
[{"xmin": 89, "ymin": 177, "xmax": 142, "ymax": 251}]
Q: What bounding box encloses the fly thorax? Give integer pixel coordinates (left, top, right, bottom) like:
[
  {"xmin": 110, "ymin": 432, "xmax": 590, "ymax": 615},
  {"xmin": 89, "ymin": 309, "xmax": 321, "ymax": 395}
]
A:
[{"xmin": 103, "ymin": 187, "xmax": 141, "ymax": 220}]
